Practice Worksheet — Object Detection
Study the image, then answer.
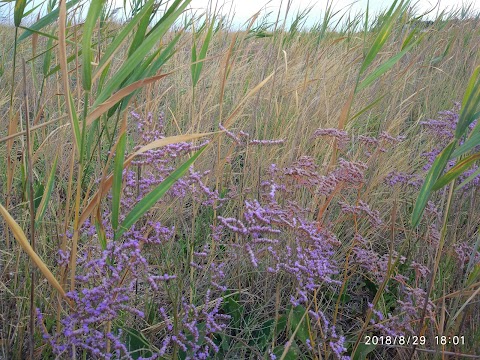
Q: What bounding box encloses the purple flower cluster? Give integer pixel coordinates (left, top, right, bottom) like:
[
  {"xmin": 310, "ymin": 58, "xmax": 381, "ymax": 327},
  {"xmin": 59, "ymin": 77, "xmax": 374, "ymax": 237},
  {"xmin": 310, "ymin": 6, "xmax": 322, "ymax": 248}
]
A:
[
  {"xmin": 313, "ymin": 128, "xmax": 350, "ymax": 148},
  {"xmin": 37, "ymin": 112, "xmax": 460, "ymax": 359},
  {"xmin": 349, "ymin": 229, "xmax": 440, "ymax": 338},
  {"xmin": 215, "ymin": 151, "xmax": 387, "ymax": 357},
  {"xmin": 384, "ymin": 171, "xmax": 423, "ymax": 187},
  {"xmin": 365, "ymin": 281, "xmax": 436, "ymax": 337},
  {"xmin": 39, "ymin": 238, "xmax": 156, "ymax": 359},
  {"xmin": 387, "ymin": 102, "xmax": 480, "ymax": 188},
  {"xmin": 219, "ymin": 123, "xmax": 285, "ymax": 146},
  {"xmin": 419, "ymin": 103, "xmax": 461, "ymax": 140},
  {"xmin": 282, "ymin": 156, "xmax": 367, "ymax": 196},
  {"xmin": 339, "ymin": 200, "xmax": 382, "ymax": 227},
  {"xmin": 313, "ymin": 127, "xmax": 405, "ymax": 154},
  {"xmin": 305, "ymin": 308, "xmax": 350, "ymax": 359},
  {"xmin": 453, "ymin": 242, "xmax": 480, "ymax": 267},
  {"xmin": 36, "ymin": 112, "xmax": 233, "ymax": 359},
  {"xmin": 156, "ymin": 291, "xmax": 230, "ymax": 359}
]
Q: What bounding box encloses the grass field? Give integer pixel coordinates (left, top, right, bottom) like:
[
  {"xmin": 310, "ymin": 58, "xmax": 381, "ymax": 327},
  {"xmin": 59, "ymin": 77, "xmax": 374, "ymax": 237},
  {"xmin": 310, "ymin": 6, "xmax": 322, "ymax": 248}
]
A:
[{"xmin": 1, "ymin": 0, "xmax": 480, "ymax": 359}]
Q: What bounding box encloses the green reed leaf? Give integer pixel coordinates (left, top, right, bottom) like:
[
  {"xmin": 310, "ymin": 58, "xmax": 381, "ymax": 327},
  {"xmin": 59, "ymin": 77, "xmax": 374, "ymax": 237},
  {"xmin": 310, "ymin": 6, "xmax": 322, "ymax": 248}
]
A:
[
  {"xmin": 349, "ymin": 94, "xmax": 387, "ymax": 121},
  {"xmin": 127, "ymin": 0, "xmax": 154, "ymax": 57},
  {"xmin": 412, "ymin": 67, "xmax": 480, "ymax": 225},
  {"xmin": 358, "ymin": 0, "xmax": 404, "ymax": 76},
  {"xmin": 34, "ymin": 155, "xmax": 58, "ymax": 227},
  {"xmin": 433, "ymin": 152, "xmax": 480, "ymax": 191},
  {"xmin": 191, "ymin": 37, "xmax": 197, "ymax": 84},
  {"xmin": 94, "ymin": 218, "xmax": 107, "ymax": 251},
  {"xmin": 14, "ymin": 0, "xmax": 27, "ymax": 27},
  {"xmin": 457, "ymin": 165, "xmax": 480, "ymax": 190},
  {"xmin": 18, "ymin": 0, "xmax": 80, "ymax": 41},
  {"xmin": 94, "ymin": 0, "xmax": 154, "ymax": 78},
  {"xmin": 148, "ymin": 0, "xmax": 184, "ymax": 34},
  {"xmin": 46, "ymin": 49, "xmax": 83, "ymax": 77},
  {"xmin": 68, "ymin": 92, "xmax": 82, "ymax": 153},
  {"xmin": 357, "ymin": 31, "xmax": 423, "ymax": 92},
  {"xmin": 82, "ymin": 0, "xmax": 105, "ymax": 91},
  {"xmin": 43, "ymin": 36, "xmax": 54, "ymax": 76},
  {"xmin": 112, "ymin": 131, "xmax": 127, "ymax": 231},
  {"xmin": 115, "ymin": 146, "xmax": 206, "ymax": 241},
  {"xmin": 450, "ymin": 130, "xmax": 480, "ymax": 159},
  {"xmin": 455, "ymin": 65, "xmax": 480, "ymax": 139},
  {"xmin": 145, "ymin": 32, "xmax": 182, "ymax": 76},
  {"xmin": 412, "ymin": 141, "xmax": 455, "ymax": 227},
  {"xmin": 22, "ymin": 2, "xmax": 42, "ymax": 19},
  {"xmin": 92, "ymin": 0, "xmax": 191, "ymax": 109},
  {"xmin": 192, "ymin": 18, "xmax": 214, "ymax": 88},
  {"xmin": 114, "ymin": 33, "xmax": 181, "ymax": 114}
]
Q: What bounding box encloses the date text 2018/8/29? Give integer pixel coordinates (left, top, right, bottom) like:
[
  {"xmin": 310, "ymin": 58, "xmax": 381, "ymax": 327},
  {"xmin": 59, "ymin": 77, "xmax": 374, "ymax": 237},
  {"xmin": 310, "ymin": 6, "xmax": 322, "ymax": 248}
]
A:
[{"xmin": 364, "ymin": 336, "xmax": 426, "ymax": 345}]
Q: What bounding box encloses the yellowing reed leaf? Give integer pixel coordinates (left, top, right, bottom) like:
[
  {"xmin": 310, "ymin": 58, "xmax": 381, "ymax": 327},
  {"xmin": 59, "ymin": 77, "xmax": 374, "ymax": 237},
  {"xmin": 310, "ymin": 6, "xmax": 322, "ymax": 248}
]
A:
[
  {"xmin": 224, "ymin": 72, "xmax": 275, "ymax": 128},
  {"xmin": 85, "ymin": 73, "xmax": 171, "ymax": 125},
  {"xmin": 131, "ymin": 132, "xmax": 218, "ymax": 157},
  {"xmin": 6, "ymin": 111, "xmax": 19, "ymax": 154},
  {"xmin": 0, "ymin": 203, "xmax": 66, "ymax": 298}
]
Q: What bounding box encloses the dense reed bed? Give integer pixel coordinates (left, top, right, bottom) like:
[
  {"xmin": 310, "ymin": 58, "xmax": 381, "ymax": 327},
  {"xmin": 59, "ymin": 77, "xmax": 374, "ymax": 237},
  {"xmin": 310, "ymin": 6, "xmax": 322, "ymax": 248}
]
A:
[{"xmin": 0, "ymin": 0, "xmax": 479, "ymax": 359}]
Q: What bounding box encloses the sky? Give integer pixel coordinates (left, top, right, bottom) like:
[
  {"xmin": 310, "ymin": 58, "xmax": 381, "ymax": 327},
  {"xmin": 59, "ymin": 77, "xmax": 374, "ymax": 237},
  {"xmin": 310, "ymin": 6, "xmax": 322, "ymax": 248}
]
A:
[
  {"xmin": 185, "ymin": 0, "xmax": 480, "ymax": 27},
  {"xmin": 0, "ymin": 0, "xmax": 478, "ymax": 27}
]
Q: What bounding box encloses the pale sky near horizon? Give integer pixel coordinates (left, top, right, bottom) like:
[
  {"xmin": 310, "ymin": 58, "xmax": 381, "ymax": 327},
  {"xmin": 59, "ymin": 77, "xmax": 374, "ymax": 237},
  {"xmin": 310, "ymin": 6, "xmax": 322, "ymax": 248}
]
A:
[
  {"xmin": 185, "ymin": 0, "xmax": 480, "ymax": 26},
  {"xmin": 1, "ymin": 0, "xmax": 478, "ymax": 27}
]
